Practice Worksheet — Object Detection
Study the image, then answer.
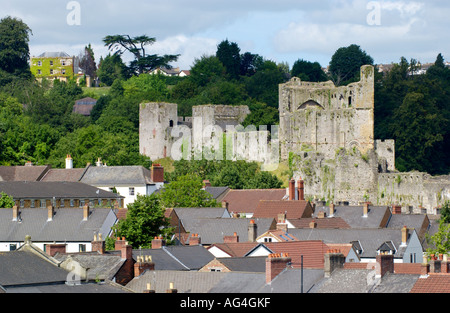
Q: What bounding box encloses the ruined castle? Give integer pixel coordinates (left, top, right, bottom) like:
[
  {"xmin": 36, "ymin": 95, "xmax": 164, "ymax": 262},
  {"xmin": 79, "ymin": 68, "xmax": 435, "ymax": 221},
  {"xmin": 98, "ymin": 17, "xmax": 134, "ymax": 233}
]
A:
[{"xmin": 139, "ymin": 65, "xmax": 450, "ymax": 214}]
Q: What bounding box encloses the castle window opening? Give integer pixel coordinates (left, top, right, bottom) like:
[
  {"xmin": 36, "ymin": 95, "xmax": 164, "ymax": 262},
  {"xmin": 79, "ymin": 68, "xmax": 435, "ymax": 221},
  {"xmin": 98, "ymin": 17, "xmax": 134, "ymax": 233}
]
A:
[
  {"xmin": 348, "ymin": 96, "xmax": 352, "ymax": 107},
  {"xmin": 169, "ymin": 120, "xmax": 174, "ymax": 127}
]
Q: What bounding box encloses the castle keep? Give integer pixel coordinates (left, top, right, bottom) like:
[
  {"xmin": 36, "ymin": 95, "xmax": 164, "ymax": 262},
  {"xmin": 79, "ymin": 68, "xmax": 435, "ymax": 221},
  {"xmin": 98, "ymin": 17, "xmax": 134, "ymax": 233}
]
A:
[{"xmin": 139, "ymin": 65, "xmax": 450, "ymax": 213}]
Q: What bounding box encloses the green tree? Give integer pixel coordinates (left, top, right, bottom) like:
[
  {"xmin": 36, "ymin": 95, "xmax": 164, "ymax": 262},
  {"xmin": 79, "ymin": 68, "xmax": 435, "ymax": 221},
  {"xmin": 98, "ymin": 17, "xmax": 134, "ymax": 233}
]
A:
[
  {"xmin": 189, "ymin": 55, "xmax": 226, "ymax": 87},
  {"xmin": 0, "ymin": 16, "xmax": 32, "ymax": 83},
  {"xmin": 159, "ymin": 174, "xmax": 218, "ymax": 208},
  {"xmin": 426, "ymin": 219, "xmax": 450, "ymax": 256},
  {"xmin": 0, "ymin": 192, "xmax": 14, "ymax": 208},
  {"xmin": 111, "ymin": 194, "xmax": 173, "ymax": 248},
  {"xmin": 103, "ymin": 34, "xmax": 179, "ymax": 75},
  {"xmin": 329, "ymin": 44, "xmax": 374, "ymax": 86},
  {"xmin": 291, "ymin": 59, "xmax": 327, "ymax": 82},
  {"xmin": 216, "ymin": 39, "xmax": 241, "ymax": 80},
  {"xmin": 97, "ymin": 53, "xmax": 128, "ymax": 86},
  {"xmin": 79, "ymin": 43, "xmax": 97, "ymax": 81},
  {"xmin": 440, "ymin": 201, "xmax": 450, "ymax": 224}
]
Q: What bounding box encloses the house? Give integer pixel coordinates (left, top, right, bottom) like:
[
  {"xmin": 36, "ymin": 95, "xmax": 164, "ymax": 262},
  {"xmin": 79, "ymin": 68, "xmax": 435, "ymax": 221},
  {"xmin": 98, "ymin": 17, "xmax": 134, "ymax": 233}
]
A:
[
  {"xmin": 149, "ymin": 67, "xmax": 190, "ymax": 77},
  {"xmin": 0, "ymin": 206, "xmax": 118, "ymax": 252},
  {"xmin": 73, "ymin": 97, "xmax": 97, "ymax": 116},
  {"xmin": 0, "ymin": 235, "xmax": 130, "ymax": 293},
  {"xmin": 221, "ymin": 188, "xmax": 288, "ymax": 217},
  {"xmin": 79, "ymin": 163, "xmax": 165, "ymax": 207},
  {"xmin": 289, "ymin": 227, "xmax": 424, "ymax": 263},
  {"xmin": 256, "ymin": 229, "xmax": 299, "ymax": 243},
  {"xmin": 0, "ymin": 181, "xmax": 124, "ymax": 209},
  {"xmin": 0, "ymin": 164, "xmax": 51, "ymax": 181}
]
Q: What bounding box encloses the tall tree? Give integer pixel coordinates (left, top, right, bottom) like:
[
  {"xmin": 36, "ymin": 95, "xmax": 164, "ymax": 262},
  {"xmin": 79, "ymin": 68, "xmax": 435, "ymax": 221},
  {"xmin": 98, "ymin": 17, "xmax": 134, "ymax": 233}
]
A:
[
  {"xmin": 0, "ymin": 16, "xmax": 32, "ymax": 83},
  {"xmin": 291, "ymin": 59, "xmax": 327, "ymax": 82},
  {"xmin": 103, "ymin": 34, "xmax": 179, "ymax": 75},
  {"xmin": 216, "ymin": 39, "xmax": 241, "ymax": 80},
  {"xmin": 329, "ymin": 44, "xmax": 374, "ymax": 86},
  {"xmin": 97, "ymin": 53, "xmax": 128, "ymax": 86},
  {"xmin": 79, "ymin": 43, "xmax": 97, "ymax": 81}
]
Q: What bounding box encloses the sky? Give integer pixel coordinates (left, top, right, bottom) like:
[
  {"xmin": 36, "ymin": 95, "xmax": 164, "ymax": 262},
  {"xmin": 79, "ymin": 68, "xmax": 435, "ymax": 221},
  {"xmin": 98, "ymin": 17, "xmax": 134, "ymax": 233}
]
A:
[{"xmin": 2, "ymin": 0, "xmax": 449, "ymax": 70}]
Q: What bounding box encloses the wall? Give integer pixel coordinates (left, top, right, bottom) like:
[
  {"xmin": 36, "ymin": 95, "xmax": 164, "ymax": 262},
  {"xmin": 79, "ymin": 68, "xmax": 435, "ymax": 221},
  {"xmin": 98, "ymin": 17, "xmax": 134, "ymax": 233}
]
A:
[{"xmin": 279, "ymin": 65, "xmax": 375, "ymax": 161}]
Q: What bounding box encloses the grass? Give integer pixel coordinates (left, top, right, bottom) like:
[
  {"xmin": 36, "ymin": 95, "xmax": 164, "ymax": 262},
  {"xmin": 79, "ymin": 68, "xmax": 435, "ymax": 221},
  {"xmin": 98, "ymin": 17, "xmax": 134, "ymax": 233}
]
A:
[{"xmin": 82, "ymin": 86, "xmax": 111, "ymax": 99}]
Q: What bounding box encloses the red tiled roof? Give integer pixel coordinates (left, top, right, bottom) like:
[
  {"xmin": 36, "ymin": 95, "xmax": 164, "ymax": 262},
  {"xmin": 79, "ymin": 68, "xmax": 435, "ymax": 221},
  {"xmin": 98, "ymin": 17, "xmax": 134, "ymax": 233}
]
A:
[
  {"xmin": 252, "ymin": 200, "xmax": 313, "ymax": 220},
  {"xmin": 290, "ymin": 217, "xmax": 351, "ymax": 229},
  {"xmin": 410, "ymin": 273, "xmax": 450, "ymax": 293},
  {"xmin": 264, "ymin": 240, "xmax": 329, "ymax": 269},
  {"xmin": 222, "ymin": 189, "xmax": 287, "ymax": 214},
  {"xmin": 208, "ymin": 242, "xmax": 259, "ymax": 257}
]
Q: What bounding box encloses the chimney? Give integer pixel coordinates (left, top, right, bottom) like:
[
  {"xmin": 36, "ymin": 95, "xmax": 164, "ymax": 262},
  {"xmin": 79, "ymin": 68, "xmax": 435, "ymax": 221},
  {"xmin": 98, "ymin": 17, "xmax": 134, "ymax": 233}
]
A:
[
  {"xmin": 401, "ymin": 226, "xmax": 408, "ymax": 246},
  {"xmin": 266, "ymin": 253, "xmax": 291, "ymax": 284},
  {"xmin": 309, "ymin": 220, "xmax": 317, "ymax": 229},
  {"xmin": 276, "ymin": 213, "xmax": 288, "ymax": 232},
  {"xmin": 82, "ymin": 205, "xmax": 90, "ymax": 221},
  {"xmin": 289, "ymin": 179, "xmax": 295, "ymax": 200},
  {"xmin": 189, "ymin": 233, "xmax": 201, "ymax": 246},
  {"xmin": 134, "ymin": 255, "xmax": 155, "ymax": 277},
  {"xmin": 329, "ymin": 202, "xmax": 335, "ymax": 217},
  {"xmin": 92, "ymin": 233, "xmax": 106, "ymax": 254},
  {"xmin": 429, "ymin": 256, "xmax": 442, "ymax": 273},
  {"xmin": 248, "ymin": 219, "xmax": 257, "ymax": 242},
  {"xmin": 297, "ymin": 179, "xmax": 304, "ymax": 201},
  {"xmin": 317, "ymin": 211, "xmax": 326, "ymax": 219},
  {"xmin": 121, "ymin": 241, "xmax": 133, "ymax": 260},
  {"xmin": 324, "ymin": 249, "xmax": 346, "ymax": 277},
  {"xmin": 46, "ymin": 243, "xmax": 66, "ymax": 257},
  {"xmin": 166, "ymin": 282, "xmax": 177, "ymax": 293},
  {"xmin": 12, "ymin": 205, "xmax": 19, "ymax": 221},
  {"xmin": 24, "ymin": 161, "xmax": 33, "ymax": 166},
  {"xmin": 47, "ymin": 205, "xmax": 54, "ymax": 221},
  {"xmin": 222, "ymin": 201, "xmax": 229, "ymax": 210},
  {"xmin": 442, "ymin": 254, "xmax": 449, "ymax": 274},
  {"xmin": 144, "ymin": 283, "xmax": 155, "ymax": 294},
  {"xmin": 376, "ymin": 252, "xmax": 394, "ymax": 278},
  {"xmin": 96, "ymin": 157, "xmax": 102, "ymax": 167},
  {"xmin": 203, "ymin": 180, "xmax": 211, "ymax": 188},
  {"xmin": 392, "ymin": 205, "xmax": 402, "ymax": 215},
  {"xmin": 363, "ymin": 202, "xmax": 369, "ymax": 217},
  {"xmin": 152, "ymin": 236, "xmax": 166, "ymax": 249},
  {"xmin": 65, "ymin": 154, "xmax": 73, "ymax": 169},
  {"xmin": 115, "ymin": 237, "xmax": 127, "ymax": 251},
  {"xmin": 151, "ymin": 164, "xmax": 164, "ymax": 183},
  {"xmin": 224, "ymin": 232, "xmax": 239, "ymax": 243}
]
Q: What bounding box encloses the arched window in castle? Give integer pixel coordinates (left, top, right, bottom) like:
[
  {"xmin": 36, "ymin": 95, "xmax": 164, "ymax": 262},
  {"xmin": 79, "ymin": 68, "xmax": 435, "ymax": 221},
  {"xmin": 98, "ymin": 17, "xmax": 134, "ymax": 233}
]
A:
[
  {"xmin": 297, "ymin": 100, "xmax": 324, "ymax": 110},
  {"xmin": 348, "ymin": 96, "xmax": 352, "ymax": 107},
  {"xmin": 169, "ymin": 120, "xmax": 174, "ymax": 127}
]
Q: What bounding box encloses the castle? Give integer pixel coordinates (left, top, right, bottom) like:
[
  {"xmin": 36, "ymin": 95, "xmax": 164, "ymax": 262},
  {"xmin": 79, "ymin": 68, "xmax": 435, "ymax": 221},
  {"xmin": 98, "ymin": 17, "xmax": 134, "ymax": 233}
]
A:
[{"xmin": 139, "ymin": 65, "xmax": 450, "ymax": 214}]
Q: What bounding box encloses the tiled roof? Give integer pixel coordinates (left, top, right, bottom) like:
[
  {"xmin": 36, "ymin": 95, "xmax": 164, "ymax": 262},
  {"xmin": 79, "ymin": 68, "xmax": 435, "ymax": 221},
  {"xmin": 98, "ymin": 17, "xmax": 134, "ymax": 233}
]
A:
[
  {"xmin": 222, "ymin": 189, "xmax": 287, "ymax": 214},
  {"xmin": 263, "ymin": 240, "xmax": 330, "ymax": 269},
  {"xmin": 0, "ymin": 165, "xmax": 50, "ymax": 182},
  {"xmin": 410, "ymin": 274, "xmax": 450, "ymax": 293},
  {"xmin": 213, "ymin": 256, "xmax": 267, "ymax": 272},
  {"xmin": 39, "ymin": 168, "xmax": 86, "ymax": 182},
  {"xmin": 252, "ymin": 200, "xmax": 313, "ymax": 220},
  {"xmin": 208, "ymin": 242, "xmax": 259, "ymax": 257},
  {"xmin": 290, "ymin": 217, "xmax": 351, "ymax": 229},
  {"xmin": 80, "ymin": 166, "xmax": 154, "ymax": 186},
  {"xmin": 314, "ymin": 205, "xmax": 391, "ymax": 228}
]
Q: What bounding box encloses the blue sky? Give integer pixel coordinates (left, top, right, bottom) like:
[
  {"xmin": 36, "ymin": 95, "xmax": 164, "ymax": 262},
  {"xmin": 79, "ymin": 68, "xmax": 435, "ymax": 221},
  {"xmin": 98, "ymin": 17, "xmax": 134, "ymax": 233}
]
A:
[{"xmin": 2, "ymin": 0, "xmax": 449, "ymax": 70}]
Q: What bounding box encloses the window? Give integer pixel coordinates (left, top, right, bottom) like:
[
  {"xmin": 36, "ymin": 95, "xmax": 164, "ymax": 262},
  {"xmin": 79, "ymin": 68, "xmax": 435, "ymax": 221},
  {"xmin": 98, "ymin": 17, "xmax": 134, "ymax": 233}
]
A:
[
  {"xmin": 129, "ymin": 187, "xmax": 135, "ymax": 196},
  {"xmin": 19, "ymin": 199, "xmax": 24, "ymax": 208},
  {"xmin": 61, "ymin": 60, "xmax": 66, "ymax": 66},
  {"xmin": 40, "ymin": 199, "xmax": 46, "ymax": 208},
  {"xmin": 62, "ymin": 69, "xmax": 66, "ymax": 75},
  {"xmin": 30, "ymin": 199, "xmax": 35, "ymax": 208},
  {"xmin": 9, "ymin": 244, "xmax": 17, "ymax": 251},
  {"xmin": 60, "ymin": 199, "xmax": 65, "ymax": 208},
  {"xmin": 37, "ymin": 61, "xmax": 42, "ymax": 66},
  {"xmin": 410, "ymin": 253, "xmax": 417, "ymax": 263},
  {"xmin": 49, "ymin": 61, "xmax": 53, "ymax": 66},
  {"xmin": 50, "ymin": 69, "xmax": 53, "ymax": 75},
  {"xmin": 79, "ymin": 244, "xmax": 86, "ymax": 252},
  {"xmin": 37, "ymin": 69, "xmax": 41, "ymax": 75},
  {"xmin": 70, "ymin": 199, "xmax": 74, "ymax": 207},
  {"xmin": 80, "ymin": 199, "xmax": 85, "ymax": 207}
]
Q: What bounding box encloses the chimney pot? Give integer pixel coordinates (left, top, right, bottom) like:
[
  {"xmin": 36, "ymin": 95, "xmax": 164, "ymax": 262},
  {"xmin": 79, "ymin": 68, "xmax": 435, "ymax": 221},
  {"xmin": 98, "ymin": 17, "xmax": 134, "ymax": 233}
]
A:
[
  {"xmin": 289, "ymin": 179, "xmax": 295, "ymax": 200},
  {"xmin": 329, "ymin": 203, "xmax": 335, "ymax": 216},
  {"xmin": 47, "ymin": 205, "xmax": 54, "ymax": 221}
]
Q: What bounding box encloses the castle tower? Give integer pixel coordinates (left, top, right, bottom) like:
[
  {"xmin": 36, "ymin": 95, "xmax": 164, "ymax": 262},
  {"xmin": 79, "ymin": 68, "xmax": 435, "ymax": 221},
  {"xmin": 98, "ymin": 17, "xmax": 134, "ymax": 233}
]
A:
[{"xmin": 139, "ymin": 102, "xmax": 178, "ymax": 161}]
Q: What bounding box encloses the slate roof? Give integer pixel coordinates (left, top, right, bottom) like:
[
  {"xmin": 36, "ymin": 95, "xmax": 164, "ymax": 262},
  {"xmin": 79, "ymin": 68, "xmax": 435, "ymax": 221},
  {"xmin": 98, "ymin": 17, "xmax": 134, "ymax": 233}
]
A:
[
  {"xmin": 0, "ymin": 181, "xmax": 123, "ymax": 199},
  {"xmin": 289, "ymin": 217, "xmax": 351, "ymax": 229},
  {"xmin": 314, "ymin": 205, "xmax": 391, "ymax": 228},
  {"xmin": 37, "ymin": 52, "xmax": 71, "ymax": 58},
  {"xmin": 252, "ymin": 200, "xmax": 313, "ymax": 220},
  {"xmin": 212, "ymin": 256, "xmax": 267, "ymax": 272},
  {"xmin": 208, "ymin": 242, "xmax": 260, "ymax": 257},
  {"xmin": 0, "ymin": 165, "xmax": 50, "ymax": 181},
  {"xmin": 0, "ymin": 208, "xmax": 117, "ymax": 242},
  {"xmin": 204, "ymin": 186, "xmax": 229, "ymax": 201},
  {"xmin": 178, "ymin": 217, "xmax": 276, "ymax": 245},
  {"xmin": 132, "ymin": 245, "xmax": 215, "ymax": 271},
  {"xmin": 288, "ymin": 228, "xmax": 409, "ymax": 259},
  {"xmin": 174, "ymin": 207, "xmax": 230, "ymax": 221},
  {"xmin": 39, "ymin": 168, "xmax": 87, "ymax": 182},
  {"xmin": 73, "ymin": 97, "xmax": 97, "ymax": 116},
  {"xmin": 80, "ymin": 166, "xmax": 154, "ymax": 186},
  {"xmin": 259, "ymin": 268, "xmax": 325, "ymax": 293},
  {"xmin": 386, "ymin": 213, "xmax": 430, "ymax": 240},
  {"xmin": 221, "ymin": 189, "xmax": 287, "ymax": 214}
]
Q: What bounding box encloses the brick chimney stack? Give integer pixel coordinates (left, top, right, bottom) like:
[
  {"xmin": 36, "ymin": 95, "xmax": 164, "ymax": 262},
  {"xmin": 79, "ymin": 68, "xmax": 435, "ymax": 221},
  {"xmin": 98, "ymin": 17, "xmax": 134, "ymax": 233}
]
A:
[
  {"xmin": 297, "ymin": 179, "xmax": 304, "ymax": 201},
  {"xmin": 392, "ymin": 204, "xmax": 402, "ymax": 215},
  {"xmin": 189, "ymin": 233, "xmax": 201, "ymax": 246},
  {"xmin": 309, "ymin": 220, "xmax": 317, "ymax": 229},
  {"xmin": 151, "ymin": 164, "xmax": 164, "ymax": 183},
  {"xmin": 324, "ymin": 249, "xmax": 345, "ymax": 278},
  {"xmin": 224, "ymin": 232, "xmax": 239, "ymax": 243},
  {"xmin": 83, "ymin": 205, "xmax": 90, "ymax": 221},
  {"xmin": 376, "ymin": 252, "xmax": 394, "ymax": 278},
  {"xmin": 151, "ymin": 236, "xmax": 166, "ymax": 249},
  {"xmin": 121, "ymin": 241, "xmax": 133, "ymax": 260},
  {"xmin": 134, "ymin": 255, "xmax": 155, "ymax": 277},
  {"xmin": 92, "ymin": 233, "xmax": 106, "ymax": 254},
  {"xmin": 329, "ymin": 202, "xmax": 335, "ymax": 217},
  {"xmin": 115, "ymin": 237, "xmax": 127, "ymax": 251},
  {"xmin": 363, "ymin": 202, "xmax": 369, "ymax": 217},
  {"xmin": 12, "ymin": 205, "xmax": 19, "ymax": 221},
  {"xmin": 401, "ymin": 226, "xmax": 408, "ymax": 246},
  {"xmin": 46, "ymin": 243, "xmax": 66, "ymax": 257},
  {"xmin": 266, "ymin": 253, "xmax": 291, "ymax": 284},
  {"xmin": 248, "ymin": 219, "xmax": 257, "ymax": 242},
  {"xmin": 47, "ymin": 205, "xmax": 54, "ymax": 221},
  {"xmin": 203, "ymin": 180, "xmax": 211, "ymax": 188},
  {"xmin": 289, "ymin": 179, "xmax": 295, "ymax": 200}
]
